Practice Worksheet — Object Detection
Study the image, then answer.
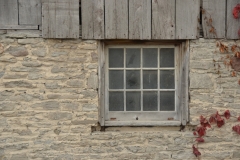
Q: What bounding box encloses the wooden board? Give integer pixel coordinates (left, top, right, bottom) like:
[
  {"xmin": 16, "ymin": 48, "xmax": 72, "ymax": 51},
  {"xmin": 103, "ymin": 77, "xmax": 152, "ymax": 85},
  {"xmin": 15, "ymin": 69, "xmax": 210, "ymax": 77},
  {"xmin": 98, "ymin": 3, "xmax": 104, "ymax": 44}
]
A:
[
  {"xmin": 0, "ymin": 0, "xmax": 18, "ymax": 25},
  {"xmin": 42, "ymin": 0, "xmax": 79, "ymax": 38},
  {"xmin": 105, "ymin": 0, "xmax": 128, "ymax": 39},
  {"xmin": 19, "ymin": 0, "xmax": 42, "ymax": 25},
  {"xmin": 226, "ymin": 0, "xmax": 240, "ymax": 39},
  {"xmin": 129, "ymin": 0, "xmax": 151, "ymax": 40},
  {"xmin": 202, "ymin": 0, "xmax": 226, "ymax": 38},
  {"xmin": 0, "ymin": 25, "xmax": 38, "ymax": 30},
  {"xmin": 82, "ymin": 0, "xmax": 104, "ymax": 39},
  {"xmin": 152, "ymin": 0, "xmax": 175, "ymax": 39},
  {"xmin": 176, "ymin": 0, "xmax": 200, "ymax": 39}
]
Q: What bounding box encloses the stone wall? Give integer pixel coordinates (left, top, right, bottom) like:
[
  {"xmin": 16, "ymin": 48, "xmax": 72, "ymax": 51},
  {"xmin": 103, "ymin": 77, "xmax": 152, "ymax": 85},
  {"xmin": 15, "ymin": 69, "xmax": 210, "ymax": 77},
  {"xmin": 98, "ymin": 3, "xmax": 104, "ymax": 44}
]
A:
[{"xmin": 0, "ymin": 31, "xmax": 240, "ymax": 160}]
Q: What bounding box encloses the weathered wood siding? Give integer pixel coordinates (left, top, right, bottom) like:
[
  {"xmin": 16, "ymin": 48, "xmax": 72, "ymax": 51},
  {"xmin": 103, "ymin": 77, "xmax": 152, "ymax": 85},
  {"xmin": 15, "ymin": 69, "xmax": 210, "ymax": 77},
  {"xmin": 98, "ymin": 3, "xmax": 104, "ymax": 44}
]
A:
[
  {"xmin": 105, "ymin": 0, "xmax": 128, "ymax": 39},
  {"xmin": 129, "ymin": 0, "xmax": 151, "ymax": 40},
  {"xmin": 227, "ymin": 0, "xmax": 240, "ymax": 39},
  {"xmin": 0, "ymin": 0, "xmax": 18, "ymax": 26},
  {"xmin": 202, "ymin": 0, "xmax": 226, "ymax": 38},
  {"xmin": 81, "ymin": 0, "xmax": 104, "ymax": 39},
  {"xmin": 152, "ymin": 0, "xmax": 175, "ymax": 39},
  {"xmin": 42, "ymin": 0, "xmax": 79, "ymax": 38},
  {"xmin": 176, "ymin": 0, "xmax": 200, "ymax": 39},
  {"xmin": 19, "ymin": 0, "xmax": 42, "ymax": 25}
]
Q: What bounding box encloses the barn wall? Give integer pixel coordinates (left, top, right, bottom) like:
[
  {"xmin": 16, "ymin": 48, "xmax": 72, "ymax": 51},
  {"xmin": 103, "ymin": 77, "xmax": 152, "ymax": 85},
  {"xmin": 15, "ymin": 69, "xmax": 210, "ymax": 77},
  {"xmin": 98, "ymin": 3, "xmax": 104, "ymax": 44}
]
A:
[{"xmin": 0, "ymin": 31, "xmax": 240, "ymax": 159}]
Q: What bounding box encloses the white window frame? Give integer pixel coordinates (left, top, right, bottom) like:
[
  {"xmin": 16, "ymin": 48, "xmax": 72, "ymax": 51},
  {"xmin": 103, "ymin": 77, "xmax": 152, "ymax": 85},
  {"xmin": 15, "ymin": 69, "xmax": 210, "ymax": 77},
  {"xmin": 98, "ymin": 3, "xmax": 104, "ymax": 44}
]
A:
[{"xmin": 98, "ymin": 41, "xmax": 189, "ymax": 126}]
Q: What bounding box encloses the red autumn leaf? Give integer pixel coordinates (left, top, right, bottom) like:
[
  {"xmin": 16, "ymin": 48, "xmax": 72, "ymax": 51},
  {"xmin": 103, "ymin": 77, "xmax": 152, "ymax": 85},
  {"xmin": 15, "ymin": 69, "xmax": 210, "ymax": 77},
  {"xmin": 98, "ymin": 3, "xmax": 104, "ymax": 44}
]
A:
[
  {"xmin": 196, "ymin": 126, "xmax": 206, "ymax": 137},
  {"xmin": 200, "ymin": 115, "xmax": 211, "ymax": 128},
  {"xmin": 193, "ymin": 131, "xmax": 197, "ymax": 136},
  {"xmin": 224, "ymin": 110, "xmax": 231, "ymax": 119},
  {"xmin": 233, "ymin": 4, "xmax": 240, "ymax": 19},
  {"xmin": 216, "ymin": 115, "xmax": 225, "ymax": 128},
  {"xmin": 233, "ymin": 124, "xmax": 240, "ymax": 134},
  {"xmin": 238, "ymin": 116, "xmax": 240, "ymax": 121},
  {"xmin": 192, "ymin": 145, "xmax": 201, "ymax": 157},
  {"xmin": 209, "ymin": 115, "xmax": 216, "ymax": 124},
  {"xmin": 196, "ymin": 137, "xmax": 205, "ymax": 143}
]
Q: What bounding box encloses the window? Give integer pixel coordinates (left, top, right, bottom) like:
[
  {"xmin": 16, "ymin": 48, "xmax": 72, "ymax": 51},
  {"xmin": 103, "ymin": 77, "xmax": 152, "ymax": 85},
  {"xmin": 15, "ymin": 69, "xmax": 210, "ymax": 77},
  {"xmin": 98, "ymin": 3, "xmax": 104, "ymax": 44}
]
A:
[{"xmin": 99, "ymin": 41, "xmax": 189, "ymax": 126}]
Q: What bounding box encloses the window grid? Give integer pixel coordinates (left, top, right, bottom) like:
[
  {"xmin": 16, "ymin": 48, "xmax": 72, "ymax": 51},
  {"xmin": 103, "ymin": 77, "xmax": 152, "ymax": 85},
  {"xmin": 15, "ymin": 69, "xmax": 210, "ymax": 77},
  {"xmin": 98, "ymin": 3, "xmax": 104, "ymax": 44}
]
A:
[{"xmin": 108, "ymin": 47, "xmax": 176, "ymax": 112}]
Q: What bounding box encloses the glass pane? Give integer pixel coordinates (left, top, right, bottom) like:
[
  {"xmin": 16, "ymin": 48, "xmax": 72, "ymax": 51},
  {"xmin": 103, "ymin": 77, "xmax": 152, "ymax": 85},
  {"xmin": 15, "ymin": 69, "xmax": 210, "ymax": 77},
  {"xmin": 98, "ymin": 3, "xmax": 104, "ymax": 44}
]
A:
[
  {"xmin": 160, "ymin": 70, "xmax": 175, "ymax": 89},
  {"xmin": 143, "ymin": 70, "xmax": 158, "ymax": 89},
  {"xmin": 109, "ymin": 48, "xmax": 124, "ymax": 68},
  {"xmin": 109, "ymin": 92, "xmax": 124, "ymax": 111},
  {"xmin": 126, "ymin": 70, "xmax": 140, "ymax": 89},
  {"xmin": 126, "ymin": 48, "xmax": 140, "ymax": 68},
  {"xmin": 160, "ymin": 91, "xmax": 175, "ymax": 111},
  {"xmin": 109, "ymin": 70, "xmax": 123, "ymax": 89},
  {"xmin": 143, "ymin": 92, "xmax": 158, "ymax": 111},
  {"xmin": 126, "ymin": 92, "xmax": 141, "ymax": 111},
  {"xmin": 160, "ymin": 48, "xmax": 174, "ymax": 68},
  {"xmin": 143, "ymin": 48, "xmax": 158, "ymax": 68}
]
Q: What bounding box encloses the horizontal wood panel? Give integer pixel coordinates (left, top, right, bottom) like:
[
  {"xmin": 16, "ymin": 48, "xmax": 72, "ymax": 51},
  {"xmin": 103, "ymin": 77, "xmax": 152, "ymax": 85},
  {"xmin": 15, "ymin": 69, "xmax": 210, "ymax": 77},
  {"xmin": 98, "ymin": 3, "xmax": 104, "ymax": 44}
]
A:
[
  {"xmin": 0, "ymin": 25, "xmax": 38, "ymax": 30},
  {"xmin": 202, "ymin": 0, "xmax": 226, "ymax": 38}
]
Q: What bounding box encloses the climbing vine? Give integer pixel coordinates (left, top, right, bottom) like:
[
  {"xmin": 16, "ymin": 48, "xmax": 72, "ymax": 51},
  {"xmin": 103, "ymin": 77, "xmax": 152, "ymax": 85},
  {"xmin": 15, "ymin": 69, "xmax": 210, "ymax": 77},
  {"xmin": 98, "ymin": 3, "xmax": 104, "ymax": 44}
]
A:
[
  {"xmin": 192, "ymin": 4, "xmax": 240, "ymax": 158},
  {"xmin": 192, "ymin": 110, "xmax": 240, "ymax": 158}
]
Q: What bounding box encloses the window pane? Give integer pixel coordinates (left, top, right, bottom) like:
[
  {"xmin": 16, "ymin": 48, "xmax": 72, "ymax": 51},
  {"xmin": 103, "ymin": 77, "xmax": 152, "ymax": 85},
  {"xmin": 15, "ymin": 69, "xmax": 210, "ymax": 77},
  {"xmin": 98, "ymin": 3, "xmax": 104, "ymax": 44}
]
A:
[
  {"xmin": 109, "ymin": 48, "xmax": 124, "ymax": 68},
  {"xmin": 143, "ymin": 48, "xmax": 158, "ymax": 68},
  {"xmin": 160, "ymin": 91, "xmax": 175, "ymax": 111},
  {"xmin": 126, "ymin": 48, "xmax": 140, "ymax": 68},
  {"xmin": 143, "ymin": 92, "xmax": 158, "ymax": 111},
  {"xmin": 126, "ymin": 70, "xmax": 140, "ymax": 89},
  {"xmin": 126, "ymin": 92, "xmax": 141, "ymax": 111},
  {"xmin": 160, "ymin": 48, "xmax": 174, "ymax": 68},
  {"xmin": 109, "ymin": 92, "xmax": 124, "ymax": 111},
  {"xmin": 160, "ymin": 70, "xmax": 175, "ymax": 89},
  {"xmin": 109, "ymin": 70, "xmax": 123, "ymax": 89},
  {"xmin": 143, "ymin": 70, "xmax": 158, "ymax": 89}
]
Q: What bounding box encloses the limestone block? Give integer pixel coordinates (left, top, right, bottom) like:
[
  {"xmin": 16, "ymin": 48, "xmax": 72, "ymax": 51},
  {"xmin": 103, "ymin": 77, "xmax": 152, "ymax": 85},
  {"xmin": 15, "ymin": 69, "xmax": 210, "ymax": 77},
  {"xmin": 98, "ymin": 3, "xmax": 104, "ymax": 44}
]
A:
[
  {"xmin": 32, "ymin": 48, "xmax": 46, "ymax": 57},
  {"xmin": 190, "ymin": 73, "xmax": 213, "ymax": 89},
  {"xmin": 6, "ymin": 46, "xmax": 28, "ymax": 57}
]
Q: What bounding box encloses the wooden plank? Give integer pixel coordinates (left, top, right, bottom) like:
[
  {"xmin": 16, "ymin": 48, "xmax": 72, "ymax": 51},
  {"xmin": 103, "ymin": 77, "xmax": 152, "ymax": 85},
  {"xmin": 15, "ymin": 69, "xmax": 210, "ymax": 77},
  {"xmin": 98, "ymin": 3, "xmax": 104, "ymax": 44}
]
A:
[
  {"xmin": 82, "ymin": 0, "xmax": 104, "ymax": 39},
  {"xmin": 0, "ymin": 0, "xmax": 18, "ymax": 26},
  {"xmin": 42, "ymin": 0, "xmax": 79, "ymax": 38},
  {"xmin": 152, "ymin": 0, "xmax": 175, "ymax": 39},
  {"xmin": 176, "ymin": 0, "xmax": 200, "ymax": 39},
  {"xmin": 42, "ymin": 2, "xmax": 56, "ymax": 38},
  {"xmin": 202, "ymin": 0, "xmax": 226, "ymax": 38},
  {"xmin": 0, "ymin": 25, "xmax": 38, "ymax": 30},
  {"xmin": 19, "ymin": 0, "xmax": 42, "ymax": 25},
  {"xmin": 105, "ymin": 0, "xmax": 128, "ymax": 39},
  {"xmin": 98, "ymin": 41, "xmax": 105, "ymax": 126},
  {"xmin": 227, "ymin": 0, "xmax": 240, "ymax": 39},
  {"xmin": 181, "ymin": 41, "xmax": 189, "ymax": 125},
  {"xmin": 82, "ymin": 0, "xmax": 94, "ymax": 39},
  {"xmin": 129, "ymin": 0, "xmax": 151, "ymax": 40}
]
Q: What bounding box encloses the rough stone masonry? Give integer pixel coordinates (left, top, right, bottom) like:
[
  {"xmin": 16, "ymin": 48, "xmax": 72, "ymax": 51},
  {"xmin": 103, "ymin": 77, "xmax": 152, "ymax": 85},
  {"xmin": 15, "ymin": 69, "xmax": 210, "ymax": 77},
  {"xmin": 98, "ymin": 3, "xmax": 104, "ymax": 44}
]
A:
[{"xmin": 0, "ymin": 30, "xmax": 240, "ymax": 159}]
